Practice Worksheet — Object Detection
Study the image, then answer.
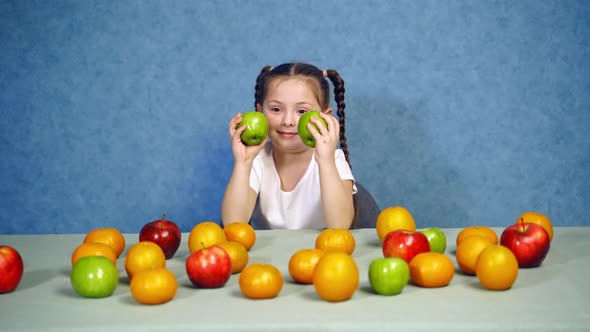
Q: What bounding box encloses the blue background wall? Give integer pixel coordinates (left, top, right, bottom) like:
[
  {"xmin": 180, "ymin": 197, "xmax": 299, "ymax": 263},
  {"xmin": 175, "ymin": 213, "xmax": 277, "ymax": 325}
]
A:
[{"xmin": 1, "ymin": 0, "xmax": 589, "ymax": 234}]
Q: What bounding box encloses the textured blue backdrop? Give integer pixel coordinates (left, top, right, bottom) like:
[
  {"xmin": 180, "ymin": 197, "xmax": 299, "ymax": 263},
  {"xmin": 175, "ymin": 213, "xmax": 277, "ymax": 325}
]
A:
[{"xmin": 1, "ymin": 0, "xmax": 589, "ymax": 234}]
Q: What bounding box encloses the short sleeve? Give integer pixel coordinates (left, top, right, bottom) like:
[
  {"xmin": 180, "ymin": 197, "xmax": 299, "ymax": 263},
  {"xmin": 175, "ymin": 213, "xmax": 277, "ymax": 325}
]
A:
[{"xmin": 334, "ymin": 149, "xmax": 357, "ymax": 194}]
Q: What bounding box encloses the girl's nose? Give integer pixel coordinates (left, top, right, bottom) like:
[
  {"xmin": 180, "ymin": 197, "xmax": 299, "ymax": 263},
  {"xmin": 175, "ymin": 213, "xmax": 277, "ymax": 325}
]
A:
[{"xmin": 282, "ymin": 112, "xmax": 296, "ymax": 127}]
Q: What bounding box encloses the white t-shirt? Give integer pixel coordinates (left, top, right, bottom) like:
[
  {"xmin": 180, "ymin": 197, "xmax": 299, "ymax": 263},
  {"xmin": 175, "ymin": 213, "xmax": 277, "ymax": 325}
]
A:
[{"xmin": 249, "ymin": 143, "xmax": 357, "ymax": 230}]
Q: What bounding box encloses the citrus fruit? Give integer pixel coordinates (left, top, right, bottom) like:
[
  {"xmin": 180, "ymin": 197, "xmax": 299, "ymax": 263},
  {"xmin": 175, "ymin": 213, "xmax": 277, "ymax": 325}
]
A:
[
  {"xmin": 239, "ymin": 263, "xmax": 283, "ymax": 299},
  {"xmin": 223, "ymin": 222, "xmax": 256, "ymax": 250},
  {"xmin": 409, "ymin": 252, "xmax": 455, "ymax": 287},
  {"xmin": 376, "ymin": 206, "xmax": 416, "ymax": 242},
  {"xmin": 83, "ymin": 227, "xmax": 126, "ymax": 257},
  {"xmin": 71, "ymin": 242, "xmax": 117, "ymax": 266},
  {"xmin": 288, "ymin": 249, "xmax": 324, "ymax": 284},
  {"xmin": 312, "ymin": 252, "xmax": 359, "ymax": 302},
  {"xmin": 455, "ymin": 236, "xmax": 494, "ymax": 275},
  {"xmin": 124, "ymin": 241, "xmax": 166, "ymax": 279},
  {"xmin": 517, "ymin": 212, "xmax": 553, "ymax": 241},
  {"xmin": 314, "ymin": 228, "xmax": 356, "ymax": 255},
  {"xmin": 216, "ymin": 241, "xmax": 249, "ymax": 274},
  {"xmin": 188, "ymin": 221, "xmax": 227, "ymax": 254},
  {"xmin": 130, "ymin": 268, "xmax": 178, "ymax": 304},
  {"xmin": 455, "ymin": 226, "xmax": 498, "ymax": 248},
  {"xmin": 476, "ymin": 245, "xmax": 519, "ymax": 290}
]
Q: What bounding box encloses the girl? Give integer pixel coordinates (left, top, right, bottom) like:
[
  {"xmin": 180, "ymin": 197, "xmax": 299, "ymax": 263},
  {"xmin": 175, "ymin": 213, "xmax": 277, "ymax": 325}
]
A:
[{"xmin": 221, "ymin": 63, "xmax": 357, "ymax": 229}]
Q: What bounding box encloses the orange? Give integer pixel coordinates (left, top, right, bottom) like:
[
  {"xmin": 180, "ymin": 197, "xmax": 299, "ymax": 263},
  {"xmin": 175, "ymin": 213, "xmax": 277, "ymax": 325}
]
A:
[
  {"xmin": 84, "ymin": 227, "xmax": 126, "ymax": 257},
  {"xmin": 476, "ymin": 245, "xmax": 519, "ymax": 290},
  {"xmin": 456, "ymin": 236, "xmax": 494, "ymax": 275},
  {"xmin": 130, "ymin": 268, "xmax": 178, "ymax": 305},
  {"xmin": 409, "ymin": 252, "xmax": 455, "ymax": 287},
  {"xmin": 216, "ymin": 241, "xmax": 249, "ymax": 274},
  {"xmin": 188, "ymin": 221, "xmax": 227, "ymax": 254},
  {"xmin": 455, "ymin": 226, "xmax": 498, "ymax": 248},
  {"xmin": 288, "ymin": 249, "xmax": 324, "ymax": 284},
  {"xmin": 376, "ymin": 206, "xmax": 416, "ymax": 242},
  {"xmin": 239, "ymin": 263, "xmax": 283, "ymax": 299},
  {"xmin": 71, "ymin": 242, "xmax": 117, "ymax": 266},
  {"xmin": 312, "ymin": 252, "xmax": 359, "ymax": 302},
  {"xmin": 314, "ymin": 228, "xmax": 356, "ymax": 255},
  {"xmin": 125, "ymin": 241, "xmax": 166, "ymax": 280},
  {"xmin": 223, "ymin": 222, "xmax": 256, "ymax": 250},
  {"xmin": 517, "ymin": 212, "xmax": 553, "ymax": 241}
]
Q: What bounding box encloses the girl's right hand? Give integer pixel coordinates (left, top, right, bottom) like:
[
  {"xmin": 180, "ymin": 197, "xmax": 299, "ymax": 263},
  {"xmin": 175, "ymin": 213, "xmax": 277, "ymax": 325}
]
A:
[{"xmin": 228, "ymin": 113, "xmax": 267, "ymax": 163}]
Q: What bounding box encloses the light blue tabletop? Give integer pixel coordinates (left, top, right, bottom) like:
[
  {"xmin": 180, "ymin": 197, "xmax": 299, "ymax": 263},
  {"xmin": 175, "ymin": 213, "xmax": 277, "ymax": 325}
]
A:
[{"xmin": 1, "ymin": 227, "xmax": 589, "ymax": 331}]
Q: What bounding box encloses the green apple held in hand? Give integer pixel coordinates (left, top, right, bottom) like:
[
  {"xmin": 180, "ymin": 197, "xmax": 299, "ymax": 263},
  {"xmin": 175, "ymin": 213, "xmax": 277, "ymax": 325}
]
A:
[
  {"xmin": 420, "ymin": 227, "xmax": 447, "ymax": 253},
  {"xmin": 298, "ymin": 110, "xmax": 328, "ymax": 148},
  {"xmin": 239, "ymin": 111, "xmax": 269, "ymax": 146}
]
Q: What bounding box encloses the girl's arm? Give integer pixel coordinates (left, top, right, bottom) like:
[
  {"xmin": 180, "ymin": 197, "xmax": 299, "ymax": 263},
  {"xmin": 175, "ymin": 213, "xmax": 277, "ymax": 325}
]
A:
[
  {"xmin": 221, "ymin": 113, "xmax": 266, "ymax": 226},
  {"xmin": 310, "ymin": 113, "xmax": 355, "ymax": 229}
]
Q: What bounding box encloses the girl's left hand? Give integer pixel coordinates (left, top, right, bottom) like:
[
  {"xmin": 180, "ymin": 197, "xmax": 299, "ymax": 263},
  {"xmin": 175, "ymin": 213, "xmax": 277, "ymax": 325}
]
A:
[{"xmin": 307, "ymin": 112, "xmax": 340, "ymax": 165}]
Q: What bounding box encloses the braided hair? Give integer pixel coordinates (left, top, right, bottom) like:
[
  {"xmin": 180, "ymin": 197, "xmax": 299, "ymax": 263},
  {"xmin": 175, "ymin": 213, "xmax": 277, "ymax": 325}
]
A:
[{"xmin": 254, "ymin": 63, "xmax": 351, "ymax": 169}]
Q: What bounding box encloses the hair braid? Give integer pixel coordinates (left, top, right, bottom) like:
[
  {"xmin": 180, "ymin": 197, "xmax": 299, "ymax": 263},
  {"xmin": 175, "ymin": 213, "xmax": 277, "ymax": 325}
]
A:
[
  {"xmin": 254, "ymin": 66, "xmax": 273, "ymax": 108},
  {"xmin": 325, "ymin": 69, "xmax": 351, "ymax": 169}
]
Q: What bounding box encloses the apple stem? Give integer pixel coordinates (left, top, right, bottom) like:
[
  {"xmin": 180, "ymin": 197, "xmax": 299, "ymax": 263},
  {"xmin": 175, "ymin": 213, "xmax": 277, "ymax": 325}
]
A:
[
  {"xmin": 162, "ymin": 213, "xmax": 166, "ymax": 221},
  {"xmin": 520, "ymin": 217, "xmax": 524, "ymax": 227}
]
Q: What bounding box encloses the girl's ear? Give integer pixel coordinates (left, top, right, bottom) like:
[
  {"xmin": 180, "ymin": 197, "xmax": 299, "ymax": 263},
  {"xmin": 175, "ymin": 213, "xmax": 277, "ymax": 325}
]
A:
[
  {"xmin": 256, "ymin": 103, "xmax": 262, "ymax": 112},
  {"xmin": 323, "ymin": 107, "xmax": 333, "ymax": 115}
]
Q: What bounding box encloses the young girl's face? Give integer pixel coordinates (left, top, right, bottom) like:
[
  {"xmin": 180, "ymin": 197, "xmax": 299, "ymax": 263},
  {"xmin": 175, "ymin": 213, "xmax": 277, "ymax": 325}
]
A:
[{"xmin": 258, "ymin": 77, "xmax": 331, "ymax": 152}]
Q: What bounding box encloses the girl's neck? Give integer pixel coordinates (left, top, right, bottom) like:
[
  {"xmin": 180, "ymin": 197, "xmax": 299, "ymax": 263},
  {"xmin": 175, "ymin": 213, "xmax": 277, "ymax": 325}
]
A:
[
  {"xmin": 272, "ymin": 147, "xmax": 314, "ymax": 192},
  {"xmin": 272, "ymin": 147, "xmax": 313, "ymax": 166}
]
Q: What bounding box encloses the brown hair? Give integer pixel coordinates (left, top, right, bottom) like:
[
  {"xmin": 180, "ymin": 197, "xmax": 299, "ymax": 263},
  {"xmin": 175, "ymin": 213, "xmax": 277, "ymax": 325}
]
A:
[{"xmin": 254, "ymin": 63, "xmax": 351, "ymax": 168}]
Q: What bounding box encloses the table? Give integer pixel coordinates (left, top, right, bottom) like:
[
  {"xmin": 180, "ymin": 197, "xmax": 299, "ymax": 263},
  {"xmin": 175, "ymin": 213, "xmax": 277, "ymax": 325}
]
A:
[{"xmin": 1, "ymin": 227, "xmax": 589, "ymax": 331}]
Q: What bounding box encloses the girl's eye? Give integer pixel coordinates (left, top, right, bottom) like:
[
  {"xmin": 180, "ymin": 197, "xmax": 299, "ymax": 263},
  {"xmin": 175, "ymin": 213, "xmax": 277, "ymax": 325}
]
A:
[
  {"xmin": 297, "ymin": 109, "xmax": 308, "ymax": 115},
  {"xmin": 270, "ymin": 107, "xmax": 281, "ymax": 113}
]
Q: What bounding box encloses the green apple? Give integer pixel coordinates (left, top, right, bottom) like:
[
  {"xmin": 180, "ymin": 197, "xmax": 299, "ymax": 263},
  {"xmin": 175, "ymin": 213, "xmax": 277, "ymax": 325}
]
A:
[
  {"xmin": 70, "ymin": 256, "xmax": 119, "ymax": 298},
  {"xmin": 420, "ymin": 227, "xmax": 447, "ymax": 253},
  {"xmin": 239, "ymin": 111, "xmax": 269, "ymax": 145},
  {"xmin": 368, "ymin": 257, "xmax": 410, "ymax": 295},
  {"xmin": 297, "ymin": 110, "xmax": 328, "ymax": 148}
]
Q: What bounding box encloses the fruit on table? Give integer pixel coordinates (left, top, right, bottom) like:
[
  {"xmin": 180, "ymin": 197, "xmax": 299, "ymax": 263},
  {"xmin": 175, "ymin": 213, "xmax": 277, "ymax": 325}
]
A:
[
  {"xmin": 139, "ymin": 213, "xmax": 181, "ymax": 259},
  {"xmin": 456, "ymin": 236, "xmax": 494, "ymax": 275},
  {"xmin": 297, "ymin": 110, "xmax": 328, "ymax": 148},
  {"xmin": 382, "ymin": 229, "xmax": 430, "ymax": 263},
  {"xmin": 516, "ymin": 212, "xmax": 553, "ymax": 241},
  {"xmin": 125, "ymin": 241, "xmax": 166, "ymax": 280},
  {"xmin": 186, "ymin": 245, "xmax": 231, "ymax": 288},
  {"xmin": 476, "ymin": 245, "xmax": 519, "ymax": 291},
  {"xmin": 0, "ymin": 245, "xmax": 24, "ymax": 293},
  {"xmin": 409, "ymin": 252, "xmax": 455, "ymax": 288},
  {"xmin": 83, "ymin": 227, "xmax": 126, "ymax": 258},
  {"xmin": 216, "ymin": 241, "xmax": 249, "ymax": 274},
  {"xmin": 130, "ymin": 268, "xmax": 177, "ymax": 305},
  {"xmin": 368, "ymin": 257, "xmax": 410, "ymax": 295},
  {"xmin": 419, "ymin": 227, "xmax": 447, "ymax": 253},
  {"xmin": 223, "ymin": 222, "xmax": 256, "ymax": 251},
  {"xmin": 315, "ymin": 228, "xmax": 356, "ymax": 255},
  {"xmin": 500, "ymin": 220, "xmax": 550, "ymax": 268},
  {"xmin": 455, "ymin": 226, "xmax": 498, "ymax": 248},
  {"xmin": 239, "ymin": 263, "xmax": 283, "ymax": 299},
  {"xmin": 289, "ymin": 248, "xmax": 324, "ymax": 284},
  {"xmin": 71, "ymin": 242, "xmax": 117, "ymax": 266},
  {"xmin": 70, "ymin": 256, "xmax": 118, "ymax": 298},
  {"xmin": 376, "ymin": 206, "xmax": 416, "ymax": 242},
  {"xmin": 238, "ymin": 111, "xmax": 269, "ymax": 146},
  {"xmin": 188, "ymin": 221, "xmax": 227, "ymax": 254},
  {"xmin": 312, "ymin": 252, "xmax": 359, "ymax": 302}
]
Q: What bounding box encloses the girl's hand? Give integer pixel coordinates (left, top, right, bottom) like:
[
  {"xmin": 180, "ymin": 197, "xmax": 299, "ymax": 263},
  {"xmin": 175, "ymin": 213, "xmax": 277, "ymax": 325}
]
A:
[
  {"xmin": 228, "ymin": 113, "xmax": 267, "ymax": 164},
  {"xmin": 307, "ymin": 112, "xmax": 340, "ymax": 165}
]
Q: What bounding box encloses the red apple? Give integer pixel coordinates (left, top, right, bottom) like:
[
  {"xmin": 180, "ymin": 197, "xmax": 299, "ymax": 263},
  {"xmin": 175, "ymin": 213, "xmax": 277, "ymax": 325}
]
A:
[
  {"xmin": 186, "ymin": 245, "xmax": 231, "ymax": 288},
  {"xmin": 500, "ymin": 220, "xmax": 550, "ymax": 268},
  {"xmin": 382, "ymin": 230, "xmax": 430, "ymax": 263},
  {"xmin": 0, "ymin": 245, "xmax": 24, "ymax": 293},
  {"xmin": 139, "ymin": 213, "xmax": 181, "ymax": 259}
]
